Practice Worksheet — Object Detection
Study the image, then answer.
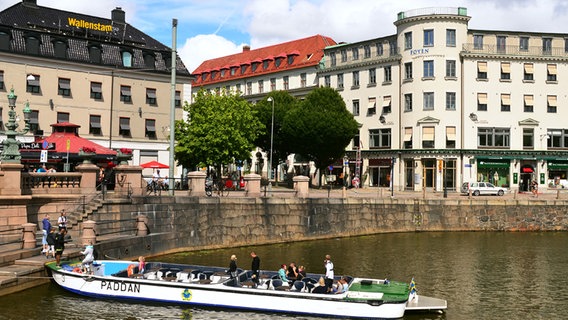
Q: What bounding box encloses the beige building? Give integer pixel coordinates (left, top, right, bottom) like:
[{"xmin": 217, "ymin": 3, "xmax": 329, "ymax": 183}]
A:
[
  {"xmin": 0, "ymin": 0, "xmax": 191, "ymax": 178},
  {"xmin": 319, "ymin": 7, "xmax": 568, "ymax": 193}
]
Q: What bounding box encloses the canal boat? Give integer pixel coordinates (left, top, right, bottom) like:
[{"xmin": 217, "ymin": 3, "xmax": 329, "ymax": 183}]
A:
[{"xmin": 46, "ymin": 260, "xmax": 446, "ymax": 319}]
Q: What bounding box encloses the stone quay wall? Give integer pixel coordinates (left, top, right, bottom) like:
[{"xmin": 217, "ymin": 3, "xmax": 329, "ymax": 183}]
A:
[{"xmin": 91, "ymin": 196, "xmax": 568, "ymax": 260}]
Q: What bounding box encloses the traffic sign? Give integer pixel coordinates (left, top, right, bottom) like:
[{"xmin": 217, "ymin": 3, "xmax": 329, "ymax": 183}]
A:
[
  {"xmin": 66, "ymin": 139, "xmax": 70, "ymax": 151},
  {"xmin": 40, "ymin": 150, "xmax": 48, "ymax": 162},
  {"xmin": 42, "ymin": 140, "xmax": 48, "ymax": 149}
]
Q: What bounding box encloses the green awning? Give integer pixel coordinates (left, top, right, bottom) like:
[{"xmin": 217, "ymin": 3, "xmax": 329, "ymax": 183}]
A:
[
  {"xmin": 548, "ymin": 161, "xmax": 568, "ymax": 169},
  {"xmin": 477, "ymin": 160, "xmax": 510, "ymax": 168}
]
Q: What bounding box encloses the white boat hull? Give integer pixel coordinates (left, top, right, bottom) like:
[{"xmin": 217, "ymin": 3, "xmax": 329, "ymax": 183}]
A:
[{"xmin": 48, "ymin": 260, "xmax": 410, "ymax": 319}]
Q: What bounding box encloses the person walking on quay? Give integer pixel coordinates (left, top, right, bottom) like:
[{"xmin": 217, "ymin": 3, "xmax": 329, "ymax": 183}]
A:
[
  {"xmin": 57, "ymin": 209, "xmax": 67, "ymax": 231},
  {"xmin": 250, "ymin": 251, "xmax": 260, "ymax": 285},
  {"xmin": 54, "ymin": 228, "xmax": 67, "ymax": 267},
  {"xmin": 41, "ymin": 214, "xmax": 51, "ymax": 255},
  {"xmin": 324, "ymin": 254, "xmax": 334, "ymax": 291},
  {"xmin": 228, "ymin": 254, "xmax": 238, "ymax": 278}
]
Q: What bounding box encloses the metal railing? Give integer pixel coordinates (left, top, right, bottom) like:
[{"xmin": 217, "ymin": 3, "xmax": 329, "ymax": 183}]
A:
[{"xmin": 462, "ymin": 43, "xmax": 568, "ymax": 58}]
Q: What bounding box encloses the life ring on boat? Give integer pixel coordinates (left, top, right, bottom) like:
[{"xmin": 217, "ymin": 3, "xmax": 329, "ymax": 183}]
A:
[
  {"xmin": 127, "ymin": 264, "xmax": 136, "ymax": 277},
  {"xmin": 72, "ymin": 267, "xmax": 81, "ymax": 273}
]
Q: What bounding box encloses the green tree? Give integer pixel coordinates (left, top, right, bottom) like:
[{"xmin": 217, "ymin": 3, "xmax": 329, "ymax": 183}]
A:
[
  {"xmin": 174, "ymin": 89, "xmax": 263, "ymax": 170},
  {"xmin": 281, "ymin": 86, "xmax": 359, "ymax": 185},
  {"xmin": 253, "ymin": 91, "xmax": 299, "ymax": 171}
]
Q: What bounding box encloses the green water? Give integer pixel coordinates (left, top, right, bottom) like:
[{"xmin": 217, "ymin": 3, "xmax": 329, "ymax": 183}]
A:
[{"xmin": 2, "ymin": 232, "xmax": 567, "ymax": 319}]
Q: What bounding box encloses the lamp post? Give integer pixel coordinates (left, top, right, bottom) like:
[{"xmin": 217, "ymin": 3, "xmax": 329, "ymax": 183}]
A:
[
  {"xmin": 443, "ymin": 158, "xmax": 448, "ymax": 198},
  {"xmin": 267, "ymin": 97, "xmax": 275, "ymax": 185},
  {"xmin": 1, "ymin": 88, "xmax": 31, "ymax": 163}
]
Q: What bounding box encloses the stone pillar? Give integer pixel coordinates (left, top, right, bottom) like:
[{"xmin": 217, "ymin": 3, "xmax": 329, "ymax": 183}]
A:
[
  {"xmin": 188, "ymin": 171, "xmax": 206, "ymax": 197},
  {"xmin": 82, "ymin": 220, "xmax": 97, "ymax": 245},
  {"xmin": 294, "ymin": 175, "xmax": 310, "ymax": 198},
  {"xmin": 113, "ymin": 165, "xmax": 144, "ymax": 197},
  {"xmin": 136, "ymin": 215, "xmax": 149, "ymax": 236},
  {"xmin": 22, "ymin": 222, "xmax": 37, "ymax": 249},
  {"xmin": 245, "ymin": 173, "xmax": 261, "ymax": 197},
  {"xmin": 0, "ymin": 163, "xmax": 24, "ymax": 195},
  {"xmin": 75, "ymin": 163, "xmax": 99, "ymax": 194}
]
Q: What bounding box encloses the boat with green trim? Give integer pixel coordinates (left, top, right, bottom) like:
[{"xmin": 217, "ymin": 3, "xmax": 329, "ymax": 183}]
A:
[{"xmin": 46, "ymin": 260, "xmax": 446, "ymax": 319}]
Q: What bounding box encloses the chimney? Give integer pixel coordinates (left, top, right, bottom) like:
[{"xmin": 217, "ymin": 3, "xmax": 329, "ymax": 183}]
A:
[
  {"xmin": 22, "ymin": 0, "xmax": 38, "ymax": 8},
  {"xmin": 243, "ymin": 45, "xmax": 250, "ymax": 52},
  {"xmin": 112, "ymin": 7, "xmax": 126, "ymax": 23}
]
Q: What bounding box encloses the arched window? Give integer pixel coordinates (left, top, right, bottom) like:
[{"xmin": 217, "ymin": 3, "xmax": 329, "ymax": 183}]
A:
[{"xmin": 88, "ymin": 45, "xmax": 102, "ymax": 64}]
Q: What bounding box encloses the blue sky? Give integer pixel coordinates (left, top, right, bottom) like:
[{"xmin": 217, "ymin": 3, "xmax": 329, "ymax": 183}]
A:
[{"xmin": 2, "ymin": 0, "xmax": 568, "ymax": 72}]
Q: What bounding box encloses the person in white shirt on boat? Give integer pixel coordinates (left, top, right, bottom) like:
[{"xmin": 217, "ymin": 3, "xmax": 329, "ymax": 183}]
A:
[
  {"xmin": 81, "ymin": 242, "xmax": 95, "ymax": 274},
  {"xmin": 324, "ymin": 254, "xmax": 334, "ymax": 290}
]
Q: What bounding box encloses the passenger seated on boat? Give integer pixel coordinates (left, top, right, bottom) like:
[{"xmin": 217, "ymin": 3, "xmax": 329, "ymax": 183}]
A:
[
  {"xmin": 296, "ymin": 265, "xmax": 306, "ymax": 281},
  {"xmin": 312, "ymin": 277, "xmax": 329, "ymax": 294},
  {"xmin": 286, "ymin": 262, "xmax": 298, "ymax": 281},
  {"xmin": 278, "ymin": 264, "xmax": 288, "ymax": 282},
  {"xmin": 333, "ymin": 277, "xmax": 349, "ymax": 294},
  {"xmin": 138, "ymin": 256, "xmax": 146, "ymax": 274}
]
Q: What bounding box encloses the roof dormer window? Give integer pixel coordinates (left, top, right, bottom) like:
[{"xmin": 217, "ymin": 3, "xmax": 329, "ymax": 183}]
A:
[{"xmin": 122, "ymin": 50, "xmax": 133, "ymax": 67}]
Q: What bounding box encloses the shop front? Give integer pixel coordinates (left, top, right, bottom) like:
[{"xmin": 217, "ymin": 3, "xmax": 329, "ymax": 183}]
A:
[
  {"xmin": 476, "ymin": 158, "xmax": 510, "ymax": 188},
  {"xmin": 547, "ymin": 160, "xmax": 568, "ymax": 189},
  {"xmin": 368, "ymin": 158, "xmax": 392, "ymax": 187}
]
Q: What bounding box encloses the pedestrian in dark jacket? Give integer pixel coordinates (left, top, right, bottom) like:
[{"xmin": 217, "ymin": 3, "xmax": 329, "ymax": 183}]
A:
[
  {"xmin": 54, "ymin": 229, "xmax": 67, "ymax": 267},
  {"xmin": 46, "ymin": 227, "xmax": 56, "ymax": 259}
]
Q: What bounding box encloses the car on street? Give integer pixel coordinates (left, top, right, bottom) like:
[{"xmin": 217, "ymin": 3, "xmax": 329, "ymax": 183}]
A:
[{"xmin": 461, "ymin": 182, "xmax": 507, "ymax": 196}]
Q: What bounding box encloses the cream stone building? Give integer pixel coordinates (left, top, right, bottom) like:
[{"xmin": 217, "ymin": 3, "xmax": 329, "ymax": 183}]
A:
[
  {"xmin": 0, "ymin": 0, "xmax": 191, "ymax": 178},
  {"xmin": 319, "ymin": 7, "xmax": 568, "ymax": 193}
]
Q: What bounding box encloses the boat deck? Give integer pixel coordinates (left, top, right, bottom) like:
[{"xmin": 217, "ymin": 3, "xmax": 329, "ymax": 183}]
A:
[{"xmin": 406, "ymin": 295, "xmax": 447, "ymax": 312}]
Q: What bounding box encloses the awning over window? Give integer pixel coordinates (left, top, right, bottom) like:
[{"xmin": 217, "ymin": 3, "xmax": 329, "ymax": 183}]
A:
[
  {"xmin": 477, "ymin": 93, "xmax": 488, "ymax": 104},
  {"xmin": 146, "ymin": 89, "xmax": 156, "ymax": 98},
  {"xmin": 446, "ymin": 127, "xmax": 456, "ymax": 140},
  {"xmin": 146, "ymin": 121, "xmax": 156, "ymax": 132},
  {"xmin": 119, "ymin": 118, "xmax": 130, "ymax": 130},
  {"xmin": 524, "ymin": 63, "xmax": 534, "ymax": 74},
  {"xmin": 548, "ymin": 95, "xmax": 557, "ymax": 107},
  {"xmin": 547, "ymin": 64, "xmax": 557, "ymax": 75},
  {"xmin": 404, "ymin": 128, "xmax": 412, "ymax": 142},
  {"xmin": 27, "ymin": 78, "xmax": 39, "ymax": 86},
  {"xmin": 382, "ymin": 97, "xmax": 391, "ymax": 107},
  {"xmin": 422, "ymin": 127, "xmax": 434, "ymax": 141},
  {"xmin": 501, "ymin": 62, "xmax": 511, "ymax": 73},
  {"xmin": 90, "ymin": 116, "xmax": 101, "ymax": 128},
  {"xmin": 477, "ymin": 61, "xmax": 487, "ymax": 72},
  {"xmin": 501, "ymin": 94, "xmax": 511, "ymax": 105},
  {"xmin": 121, "ymin": 87, "xmax": 131, "ymax": 96},
  {"xmin": 367, "ymin": 101, "xmax": 376, "ymax": 110},
  {"xmin": 91, "ymin": 82, "xmax": 102, "ymax": 93},
  {"xmin": 524, "ymin": 95, "xmax": 534, "ymax": 105},
  {"xmin": 58, "ymin": 78, "xmax": 70, "ymax": 89}
]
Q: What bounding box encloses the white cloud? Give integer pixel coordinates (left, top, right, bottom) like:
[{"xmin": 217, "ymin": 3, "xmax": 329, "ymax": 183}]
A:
[{"xmin": 178, "ymin": 34, "xmax": 245, "ymax": 72}]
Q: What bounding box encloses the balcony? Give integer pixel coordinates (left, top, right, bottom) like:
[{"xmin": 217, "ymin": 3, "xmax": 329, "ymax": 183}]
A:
[{"xmin": 462, "ymin": 43, "xmax": 568, "ymax": 58}]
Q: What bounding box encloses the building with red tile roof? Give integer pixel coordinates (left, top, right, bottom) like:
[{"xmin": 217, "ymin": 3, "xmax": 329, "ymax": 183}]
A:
[{"xmin": 191, "ymin": 34, "xmax": 336, "ymax": 99}]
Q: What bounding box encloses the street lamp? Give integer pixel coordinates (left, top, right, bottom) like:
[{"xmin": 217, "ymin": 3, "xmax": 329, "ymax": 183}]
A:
[
  {"xmin": 1, "ymin": 88, "xmax": 31, "ymax": 163},
  {"xmin": 267, "ymin": 96, "xmax": 275, "ymax": 185}
]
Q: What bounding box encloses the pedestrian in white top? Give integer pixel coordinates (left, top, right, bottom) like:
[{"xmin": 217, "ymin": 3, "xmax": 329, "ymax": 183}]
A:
[
  {"xmin": 57, "ymin": 210, "xmax": 67, "ymax": 231},
  {"xmin": 324, "ymin": 254, "xmax": 334, "ymax": 290}
]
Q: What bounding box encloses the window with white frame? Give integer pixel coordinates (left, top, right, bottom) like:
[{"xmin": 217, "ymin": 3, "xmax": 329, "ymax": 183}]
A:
[
  {"xmin": 446, "ymin": 92, "xmax": 456, "ymax": 110},
  {"xmin": 524, "ymin": 95, "xmax": 534, "ymax": 112},
  {"xmin": 364, "ymin": 45, "xmax": 371, "ymax": 58},
  {"xmin": 422, "ymin": 126, "xmax": 435, "ymax": 148},
  {"xmin": 404, "ymin": 32, "xmax": 412, "ymax": 50},
  {"xmin": 497, "ymin": 36, "xmax": 507, "ymax": 53},
  {"xmin": 477, "ymin": 93, "xmax": 488, "ymax": 111},
  {"xmin": 547, "ymin": 129, "xmax": 568, "ymax": 148},
  {"xmin": 524, "ymin": 63, "xmax": 534, "ymax": 81},
  {"xmin": 477, "ymin": 61, "xmax": 487, "ymax": 79},
  {"xmin": 474, "ymin": 34, "xmax": 484, "ymax": 49},
  {"xmin": 478, "ymin": 127, "xmax": 510, "ymax": 147},
  {"xmin": 369, "ymin": 128, "xmax": 391, "ymax": 148},
  {"xmin": 376, "ymin": 42, "xmax": 383, "ymax": 56},
  {"xmin": 404, "ymin": 93, "xmax": 412, "ymax": 112},
  {"xmin": 446, "ymin": 60, "xmax": 456, "ymax": 77},
  {"xmin": 424, "ymin": 29, "xmax": 434, "ymax": 47},
  {"xmin": 367, "ymin": 97, "xmax": 376, "ymax": 115},
  {"xmin": 341, "ymin": 49, "xmax": 347, "ymax": 62},
  {"xmin": 352, "ymin": 99, "xmax": 360, "ymax": 116},
  {"xmin": 369, "ymin": 68, "xmax": 376, "ymax": 85},
  {"xmin": 352, "ymin": 48, "xmax": 359, "ymax": 60},
  {"xmin": 403, "ymin": 127, "xmax": 412, "ymax": 149},
  {"xmin": 300, "ymin": 73, "xmax": 307, "ymax": 87},
  {"xmin": 501, "ymin": 93, "xmax": 511, "ymax": 112},
  {"xmin": 520, "ymin": 37, "xmax": 529, "ymax": 51},
  {"xmin": 337, "ymin": 74, "xmax": 344, "ymax": 89},
  {"xmin": 90, "ymin": 82, "xmax": 102, "ymax": 100},
  {"xmin": 500, "ymin": 62, "xmax": 511, "ymax": 80},
  {"xmin": 58, "ymin": 78, "xmax": 71, "ymax": 96},
  {"xmin": 324, "ymin": 75, "xmax": 331, "ymax": 87},
  {"xmin": 283, "ymin": 76, "xmax": 289, "ymax": 90},
  {"xmin": 446, "ymin": 29, "xmax": 456, "ymax": 47},
  {"xmin": 384, "ymin": 66, "xmax": 392, "ymax": 83},
  {"xmin": 423, "ymin": 92, "xmax": 434, "ymax": 110},
  {"xmin": 352, "ymin": 71, "xmax": 359, "ymax": 87},
  {"xmin": 548, "ymin": 95, "xmax": 557, "ymax": 113},
  {"xmin": 446, "ymin": 126, "xmax": 456, "ymax": 148},
  {"xmin": 404, "ymin": 62, "xmax": 412, "ymax": 79},
  {"xmin": 381, "ymin": 96, "xmax": 391, "ymax": 114},
  {"xmin": 547, "ymin": 64, "xmax": 557, "ymax": 82},
  {"xmin": 423, "ymin": 60, "xmax": 434, "ymax": 78},
  {"xmin": 543, "ymin": 37, "xmax": 552, "ymax": 54},
  {"xmin": 523, "ymin": 128, "xmax": 534, "ymax": 149}
]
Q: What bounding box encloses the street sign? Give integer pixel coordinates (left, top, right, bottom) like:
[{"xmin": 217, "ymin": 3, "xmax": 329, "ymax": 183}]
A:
[
  {"xmin": 40, "ymin": 150, "xmax": 48, "ymax": 162},
  {"xmin": 66, "ymin": 139, "xmax": 70, "ymax": 151},
  {"xmin": 42, "ymin": 140, "xmax": 48, "ymax": 149}
]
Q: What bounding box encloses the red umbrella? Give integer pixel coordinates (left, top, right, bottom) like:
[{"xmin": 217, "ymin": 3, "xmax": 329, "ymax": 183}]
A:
[{"xmin": 140, "ymin": 160, "xmax": 169, "ymax": 169}]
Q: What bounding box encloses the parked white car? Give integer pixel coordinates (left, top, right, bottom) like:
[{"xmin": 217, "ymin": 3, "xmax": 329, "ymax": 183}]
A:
[{"xmin": 461, "ymin": 182, "xmax": 507, "ymax": 196}]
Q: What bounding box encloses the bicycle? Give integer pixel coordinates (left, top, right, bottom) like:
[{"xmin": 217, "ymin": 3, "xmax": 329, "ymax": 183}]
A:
[{"xmin": 205, "ymin": 177, "xmax": 230, "ymax": 197}]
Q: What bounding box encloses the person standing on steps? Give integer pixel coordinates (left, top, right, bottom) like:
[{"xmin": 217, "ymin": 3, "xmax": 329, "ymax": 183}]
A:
[
  {"xmin": 41, "ymin": 214, "xmax": 51, "ymax": 255},
  {"xmin": 58, "ymin": 209, "xmax": 67, "ymax": 231}
]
